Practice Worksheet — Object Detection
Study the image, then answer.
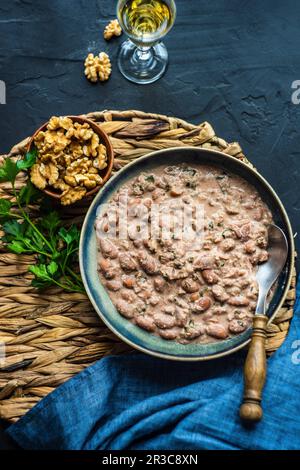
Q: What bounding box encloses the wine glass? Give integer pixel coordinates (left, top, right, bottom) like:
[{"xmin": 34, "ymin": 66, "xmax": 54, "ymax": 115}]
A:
[{"xmin": 117, "ymin": 0, "xmax": 177, "ymax": 85}]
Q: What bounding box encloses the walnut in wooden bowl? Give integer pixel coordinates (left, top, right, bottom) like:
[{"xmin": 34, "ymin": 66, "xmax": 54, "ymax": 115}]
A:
[{"xmin": 28, "ymin": 116, "xmax": 114, "ymax": 205}]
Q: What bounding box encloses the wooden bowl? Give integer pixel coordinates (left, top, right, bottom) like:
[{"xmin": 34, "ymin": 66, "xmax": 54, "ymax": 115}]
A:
[{"xmin": 27, "ymin": 115, "xmax": 114, "ymax": 200}]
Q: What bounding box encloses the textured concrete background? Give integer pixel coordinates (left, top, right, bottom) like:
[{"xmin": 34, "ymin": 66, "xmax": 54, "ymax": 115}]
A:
[{"xmin": 0, "ymin": 0, "xmax": 300, "ymax": 449}]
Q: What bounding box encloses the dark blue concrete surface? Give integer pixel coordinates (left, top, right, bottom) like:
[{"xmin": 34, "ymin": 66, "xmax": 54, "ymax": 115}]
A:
[{"xmin": 0, "ymin": 0, "xmax": 300, "ymax": 450}]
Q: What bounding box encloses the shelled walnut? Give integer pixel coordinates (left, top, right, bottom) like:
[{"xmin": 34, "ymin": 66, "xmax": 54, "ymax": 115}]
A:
[
  {"xmin": 84, "ymin": 54, "xmax": 99, "ymax": 83},
  {"xmin": 30, "ymin": 116, "xmax": 108, "ymax": 205},
  {"xmin": 84, "ymin": 52, "xmax": 112, "ymax": 83},
  {"xmin": 103, "ymin": 19, "xmax": 122, "ymax": 40}
]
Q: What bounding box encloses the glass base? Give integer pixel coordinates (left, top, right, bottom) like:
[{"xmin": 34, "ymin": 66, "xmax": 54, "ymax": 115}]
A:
[{"xmin": 118, "ymin": 39, "xmax": 168, "ymax": 85}]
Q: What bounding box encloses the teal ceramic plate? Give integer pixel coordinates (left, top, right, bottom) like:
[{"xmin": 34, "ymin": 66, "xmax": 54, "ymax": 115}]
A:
[{"xmin": 79, "ymin": 147, "xmax": 294, "ymax": 361}]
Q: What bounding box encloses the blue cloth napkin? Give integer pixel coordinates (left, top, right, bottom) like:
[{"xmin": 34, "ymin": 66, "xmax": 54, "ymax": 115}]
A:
[{"xmin": 7, "ymin": 280, "xmax": 300, "ymax": 450}]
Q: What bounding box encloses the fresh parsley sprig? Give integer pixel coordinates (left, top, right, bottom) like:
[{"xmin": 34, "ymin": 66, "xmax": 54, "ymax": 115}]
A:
[{"xmin": 0, "ymin": 151, "xmax": 85, "ymax": 293}]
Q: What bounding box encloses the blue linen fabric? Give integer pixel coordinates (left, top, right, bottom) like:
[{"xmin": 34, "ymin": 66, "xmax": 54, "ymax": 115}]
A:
[{"xmin": 7, "ymin": 280, "xmax": 300, "ymax": 450}]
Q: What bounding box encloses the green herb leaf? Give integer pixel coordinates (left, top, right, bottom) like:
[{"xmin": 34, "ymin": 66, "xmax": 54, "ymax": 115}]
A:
[
  {"xmin": 40, "ymin": 211, "xmax": 61, "ymax": 233},
  {"xmin": 0, "ymin": 158, "xmax": 19, "ymax": 185},
  {"xmin": 31, "ymin": 278, "xmax": 52, "ymax": 289},
  {"xmin": 47, "ymin": 261, "xmax": 58, "ymax": 276},
  {"xmin": 59, "ymin": 225, "xmax": 80, "ymax": 245},
  {"xmin": 145, "ymin": 175, "xmax": 155, "ymax": 183},
  {"xmin": 29, "ymin": 261, "xmax": 60, "ymax": 288},
  {"xmin": 16, "ymin": 148, "xmax": 37, "ymax": 171},
  {"xmin": 0, "ymin": 199, "xmax": 12, "ymax": 218},
  {"xmin": 24, "ymin": 226, "xmax": 46, "ymax": 251},
  {"xmin": 29, "ymin": 264, "xmax": 51, "ymax": 281},
  {"xmin": 7, "ymin": 240, "xmax": 29, "ymax": 254},
  {"xmin": 2, "ymin": 220, "xmax": 26, "ymax": 239},
  {"xmin": 0, "ymin": 154, "xmax": 84, "ymax": 293}
]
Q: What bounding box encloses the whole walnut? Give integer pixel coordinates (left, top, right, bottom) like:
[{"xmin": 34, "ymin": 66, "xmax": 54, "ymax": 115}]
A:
[
  {"xmin": 84, "ymin": 52, "xmax": 112, "ymax": 83},
  {"xmin": 104, "ymin": 19, "xmax": 122, "ymax": 40}
]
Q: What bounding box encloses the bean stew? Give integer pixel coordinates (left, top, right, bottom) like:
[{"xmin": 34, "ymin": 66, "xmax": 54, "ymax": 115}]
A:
[{"xmin": 95, "ymin": 164, "xmax": 274, "ymax": 344}]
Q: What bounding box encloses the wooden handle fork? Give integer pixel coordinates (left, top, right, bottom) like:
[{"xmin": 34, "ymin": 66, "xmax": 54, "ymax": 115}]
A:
[{"xmin": 239, "ymin": 315, "xmax": 268, "ymax": 422}]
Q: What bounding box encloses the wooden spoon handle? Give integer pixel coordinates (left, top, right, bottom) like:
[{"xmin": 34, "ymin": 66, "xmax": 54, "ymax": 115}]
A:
[{"xmin": 239, "ymin": 315, "xmax": 268, "ymax": 422}]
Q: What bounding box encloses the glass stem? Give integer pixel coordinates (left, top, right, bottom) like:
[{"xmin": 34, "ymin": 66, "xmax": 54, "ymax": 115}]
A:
[{"xmin": 135, "ymin": 45, "xmax": 152, "ymax": 62}]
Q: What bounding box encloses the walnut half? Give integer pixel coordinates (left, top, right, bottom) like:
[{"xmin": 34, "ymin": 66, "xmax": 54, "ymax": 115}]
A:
[
  {"xmin": 61, "ymin": 187, "xmax": 87, "ymax": 206},
  {"xmin": 103, "ymin": 19, "xmax": 122, "ymax": 40},
  {"xmin": 84, "ymin": 52, "xmax": 112, "ymax": 83}
]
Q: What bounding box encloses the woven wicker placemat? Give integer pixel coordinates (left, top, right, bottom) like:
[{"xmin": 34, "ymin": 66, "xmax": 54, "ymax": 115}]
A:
[{"xmin": 0, "ymin": 110, "xmax": 296, "ymax": 423}]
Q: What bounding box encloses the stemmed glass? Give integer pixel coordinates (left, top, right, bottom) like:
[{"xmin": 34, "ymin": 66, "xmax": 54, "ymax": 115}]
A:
[{"xmin": 117, "ymin": 0, "xmax": 177, "ymax": 85}]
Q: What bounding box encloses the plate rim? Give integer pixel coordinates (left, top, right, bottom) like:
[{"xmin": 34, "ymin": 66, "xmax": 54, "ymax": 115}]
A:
[{"xmin": 79, "ymin": 146, "xmax": 295, "ymax": 361}]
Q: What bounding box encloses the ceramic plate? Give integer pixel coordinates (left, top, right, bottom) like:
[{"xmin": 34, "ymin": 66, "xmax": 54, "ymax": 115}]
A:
[{"xmin": 79, "ymin": 147, "xmax": 294, "ymax": 361}]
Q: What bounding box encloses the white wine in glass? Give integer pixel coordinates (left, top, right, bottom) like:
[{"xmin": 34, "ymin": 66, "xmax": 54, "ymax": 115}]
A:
[{"xmin": 117, "ymin": 0, "xmax": 177, "ymax": 84}]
